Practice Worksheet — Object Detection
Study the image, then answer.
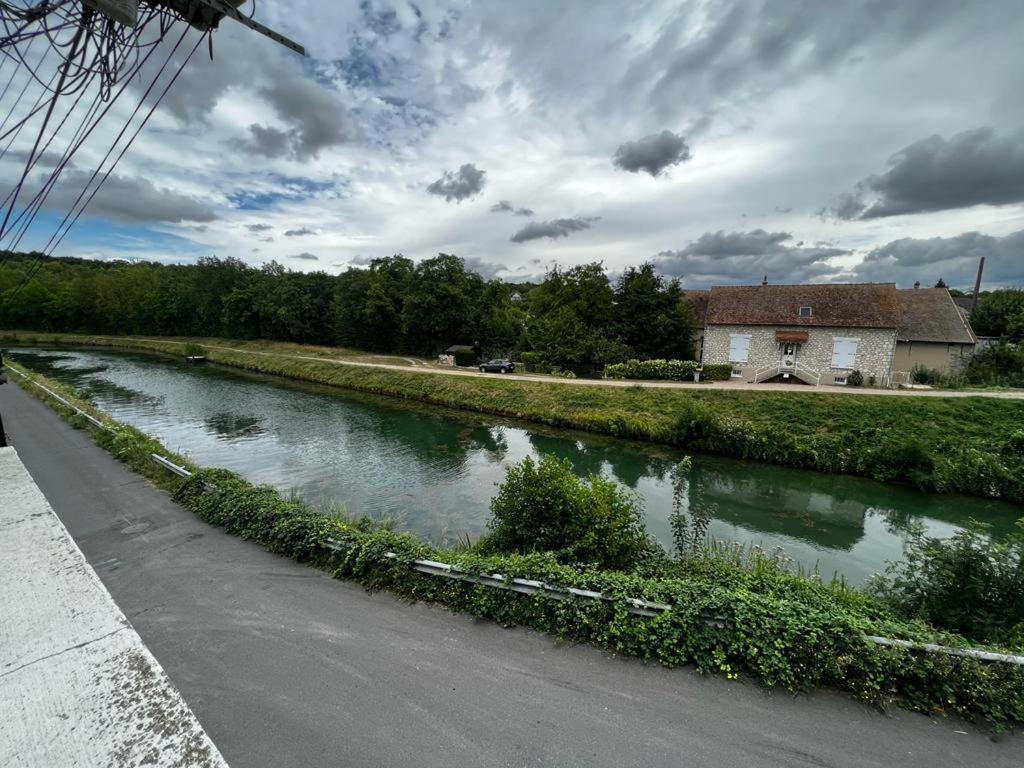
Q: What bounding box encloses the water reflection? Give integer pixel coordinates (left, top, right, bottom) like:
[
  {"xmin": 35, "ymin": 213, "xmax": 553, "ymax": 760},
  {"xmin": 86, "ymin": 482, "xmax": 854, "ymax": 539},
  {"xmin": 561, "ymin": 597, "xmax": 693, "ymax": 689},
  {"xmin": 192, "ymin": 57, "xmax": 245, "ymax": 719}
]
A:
[{"xmin": 8, "ymin": 345, "xmax": 1021, "ymax": 584}]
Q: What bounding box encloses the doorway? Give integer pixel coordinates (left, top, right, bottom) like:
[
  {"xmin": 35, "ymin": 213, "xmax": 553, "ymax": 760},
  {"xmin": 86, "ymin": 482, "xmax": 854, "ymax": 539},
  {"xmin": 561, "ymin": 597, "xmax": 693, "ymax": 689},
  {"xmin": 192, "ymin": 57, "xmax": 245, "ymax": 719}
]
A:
[{"xmin": 780, "ymin": 342, "xmax": 798, "ymax": 369}]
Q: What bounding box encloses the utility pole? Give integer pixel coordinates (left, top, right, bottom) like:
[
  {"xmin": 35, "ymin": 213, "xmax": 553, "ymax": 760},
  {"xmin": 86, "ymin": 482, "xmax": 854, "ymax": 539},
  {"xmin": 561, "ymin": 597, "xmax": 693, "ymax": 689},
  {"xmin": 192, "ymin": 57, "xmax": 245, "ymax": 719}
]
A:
[{"xmin": 970, "ymin": 256, "xmax": 985, "ymax": 316}]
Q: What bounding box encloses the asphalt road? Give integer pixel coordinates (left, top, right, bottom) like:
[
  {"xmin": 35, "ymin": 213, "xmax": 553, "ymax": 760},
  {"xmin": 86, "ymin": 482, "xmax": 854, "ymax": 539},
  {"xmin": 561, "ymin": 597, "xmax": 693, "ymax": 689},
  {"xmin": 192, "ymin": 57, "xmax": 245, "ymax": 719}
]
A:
[{"xmin": 0, "ymin": 380, "xmax": 1018, "ymax": 767}]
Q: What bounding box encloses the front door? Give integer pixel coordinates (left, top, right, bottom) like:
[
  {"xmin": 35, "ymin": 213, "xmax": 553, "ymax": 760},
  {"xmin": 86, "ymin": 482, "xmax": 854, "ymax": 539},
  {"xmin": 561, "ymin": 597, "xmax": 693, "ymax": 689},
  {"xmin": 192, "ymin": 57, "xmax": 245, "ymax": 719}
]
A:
[{"xmin": 780, "ymin": 342, "xmax": 798, "ymax": 369}]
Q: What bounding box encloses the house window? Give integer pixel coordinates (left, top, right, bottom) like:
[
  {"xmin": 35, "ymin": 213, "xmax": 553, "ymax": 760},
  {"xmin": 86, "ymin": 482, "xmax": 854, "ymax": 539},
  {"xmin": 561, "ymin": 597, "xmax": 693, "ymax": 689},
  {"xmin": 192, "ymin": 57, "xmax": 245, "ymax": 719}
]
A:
[
  {"xmin": 731, "ymin": 367, "xmax": 743, "ymax": 378},
  {"xmin": 834, "ymin": 376, "xmax": 848, "ymax": 385},
  {"xmin": 831, "ymin": 337, "xmax": 859, "ymax": 369},
  {"xmin": 728, "ymin": 333, "xmax": 751, "ymax": 363},
  {"xmin": 799, "ymin": 306, "xmax": 812, "ymax": 317}
]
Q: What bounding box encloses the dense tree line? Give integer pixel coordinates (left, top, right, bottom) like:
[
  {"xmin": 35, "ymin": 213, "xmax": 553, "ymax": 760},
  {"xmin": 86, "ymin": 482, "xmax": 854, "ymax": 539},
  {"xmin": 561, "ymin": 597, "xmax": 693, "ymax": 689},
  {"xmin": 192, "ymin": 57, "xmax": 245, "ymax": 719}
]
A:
[{"xmin": 0, "ymin": 251, "xmax": 694, "ymax": 368}]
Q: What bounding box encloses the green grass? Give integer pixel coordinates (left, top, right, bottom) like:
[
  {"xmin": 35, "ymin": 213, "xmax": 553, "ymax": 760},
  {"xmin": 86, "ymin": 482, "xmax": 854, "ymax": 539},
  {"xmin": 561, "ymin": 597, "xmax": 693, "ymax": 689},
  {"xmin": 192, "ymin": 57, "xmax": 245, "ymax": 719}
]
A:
[{"xmin": 4, "ymin": 330, "xmax": 1024, "ymax": 502}]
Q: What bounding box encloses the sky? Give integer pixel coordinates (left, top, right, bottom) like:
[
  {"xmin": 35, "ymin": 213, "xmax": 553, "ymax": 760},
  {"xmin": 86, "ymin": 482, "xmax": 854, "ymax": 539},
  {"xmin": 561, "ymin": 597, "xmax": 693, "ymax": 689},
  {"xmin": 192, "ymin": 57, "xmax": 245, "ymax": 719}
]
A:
[{"xmin": 5, "ymin": 0, "xmax": 1024, "ymax": 289}]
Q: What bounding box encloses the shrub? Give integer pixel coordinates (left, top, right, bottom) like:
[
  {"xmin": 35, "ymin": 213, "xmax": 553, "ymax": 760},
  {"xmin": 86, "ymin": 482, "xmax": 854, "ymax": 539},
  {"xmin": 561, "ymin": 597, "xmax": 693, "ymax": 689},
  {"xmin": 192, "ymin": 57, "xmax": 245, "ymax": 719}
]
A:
[
  {"xmin": 183, "ymin": 342, "xmax": 205, "ymax": 357},
  {"xmin": 910, "ymin": 364, "xmax": 940, "ymax": 385},
  {"xmin": 604, "ymin": 358, "xmax": 697, "ymax": 381},
  {"xmin": 519, "ymin": 351, "xmax": 550, "ymax": 374},
  {"xmin": 965, "ymin": 343, "xmax": 1024, "ymax": 388},
  {"xmin": 847, "ymin": 369, "xmax": 864, "ymax": 387},
  {"xmin": 482, "ymin": 455, "xmax": 656, "ymax": 569},
  {"xmin": 700, "ymin": 363, "xmax": 733, "ymax": 381},
  {"xmin": 869, "ymin": 520, "xmax": 1024, "ymax": 647}
]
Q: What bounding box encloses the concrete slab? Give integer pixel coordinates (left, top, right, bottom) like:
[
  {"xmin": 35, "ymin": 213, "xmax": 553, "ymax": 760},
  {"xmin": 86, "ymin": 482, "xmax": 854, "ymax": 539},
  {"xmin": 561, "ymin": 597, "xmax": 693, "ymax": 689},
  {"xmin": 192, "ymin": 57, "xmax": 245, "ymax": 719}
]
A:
[{"xmin": 0, "ymin": 446, "xmax": 227, "ymax": 768}]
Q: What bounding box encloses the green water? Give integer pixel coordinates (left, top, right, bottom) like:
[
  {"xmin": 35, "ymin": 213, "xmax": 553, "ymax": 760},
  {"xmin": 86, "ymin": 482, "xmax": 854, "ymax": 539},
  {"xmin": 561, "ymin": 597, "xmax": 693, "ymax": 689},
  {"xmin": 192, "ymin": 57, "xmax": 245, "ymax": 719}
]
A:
[{"xmin": 8, "ymin": 346, "xmax": 1021, "ymax": 584}]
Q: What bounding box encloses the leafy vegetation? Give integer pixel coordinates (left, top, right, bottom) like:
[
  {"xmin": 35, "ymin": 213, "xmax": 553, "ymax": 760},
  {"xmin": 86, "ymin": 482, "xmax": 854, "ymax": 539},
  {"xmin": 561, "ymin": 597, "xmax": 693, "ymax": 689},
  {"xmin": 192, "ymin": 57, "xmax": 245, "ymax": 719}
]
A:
[
  {"xmin": 971, "ymin": 288, "xmax": 1024, "ymax": 341},
  {"xmin": 5, "ymin": 331, "xmax": 1024, "ymax": 502},
  {"xmin": 868, "ymin": 521, "xmax": 1024, "ymax": 648},
  {"xmin": 605, "ymin": 358, "xmax": 698, "ymax": 380},
  {"xmin": 0, "ymin": 251, "xmax": 691, "ymax": 371},
  {"xmin": 965, "ymin": 343, "xmax": 1024, "ymax": 388},
  {"xmin": 482, "ymin": 455, "xmax": 655, "ymax": 570},
  {"xmin": 11, "ymin": 362, "xmax": 1024, "ymax": 727}
]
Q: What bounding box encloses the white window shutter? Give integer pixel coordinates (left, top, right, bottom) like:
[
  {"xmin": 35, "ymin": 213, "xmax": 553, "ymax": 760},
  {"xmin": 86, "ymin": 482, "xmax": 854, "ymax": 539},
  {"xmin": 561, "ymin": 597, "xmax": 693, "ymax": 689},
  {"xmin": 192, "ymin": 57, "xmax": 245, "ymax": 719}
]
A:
[
  {"xmin": 728, "ymin": 334, "xmax": 751, "ymax": 363},
  {"xmin": 831, "ymin": 338, "xmax": 858, "ymax": 369}
]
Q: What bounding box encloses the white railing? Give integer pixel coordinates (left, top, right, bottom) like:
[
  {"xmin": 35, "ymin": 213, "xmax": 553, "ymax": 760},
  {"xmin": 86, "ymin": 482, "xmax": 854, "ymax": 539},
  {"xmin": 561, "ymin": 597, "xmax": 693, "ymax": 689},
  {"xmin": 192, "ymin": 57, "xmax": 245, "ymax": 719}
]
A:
[
  {"xmin": 794, "ymin": 362, "xmax": 822, "ymax": 386},
  {"xmin": 752, "ymin": 363, "xmax": 822, "ymax": 386}
]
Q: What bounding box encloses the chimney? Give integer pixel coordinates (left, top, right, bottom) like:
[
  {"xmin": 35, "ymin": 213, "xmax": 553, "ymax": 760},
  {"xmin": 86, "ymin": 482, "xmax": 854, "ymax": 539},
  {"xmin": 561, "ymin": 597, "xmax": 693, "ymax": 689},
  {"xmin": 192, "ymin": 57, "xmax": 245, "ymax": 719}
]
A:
[
  {"xmin": 970, "ymin": 256, "xmax": 985, "ymax": 316},
  {"xmin": 761, "ymin": 275, "xmax": 768, "ymax": 286},
  {"xmin": 913, "ymin": 280, "xmax": 920, "ymax": 289}
]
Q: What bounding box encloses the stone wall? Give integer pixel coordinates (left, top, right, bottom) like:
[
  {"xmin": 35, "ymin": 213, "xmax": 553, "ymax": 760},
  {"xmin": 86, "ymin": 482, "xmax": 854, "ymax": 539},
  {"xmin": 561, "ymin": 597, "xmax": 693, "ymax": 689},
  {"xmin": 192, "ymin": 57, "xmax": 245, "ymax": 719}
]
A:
[{"xmin": 703, "ymin": 325, "xmax": 897, "ymax": 384}]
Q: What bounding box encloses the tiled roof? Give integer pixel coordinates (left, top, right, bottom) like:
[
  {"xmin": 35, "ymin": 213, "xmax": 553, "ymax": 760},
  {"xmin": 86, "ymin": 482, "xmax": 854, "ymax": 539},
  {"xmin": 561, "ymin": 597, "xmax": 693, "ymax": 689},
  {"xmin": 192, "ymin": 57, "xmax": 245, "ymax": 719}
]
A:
[
  {"xmin": 683, "ymin": 290, "xmax": 709, "ymax": 326},
  {"xmin": 896, "ymin": 288, "xmax": 976, "ymax": 344},
  {"xmin": 705, "ymin": 283, "xmax": 901, "ymax": 328}
]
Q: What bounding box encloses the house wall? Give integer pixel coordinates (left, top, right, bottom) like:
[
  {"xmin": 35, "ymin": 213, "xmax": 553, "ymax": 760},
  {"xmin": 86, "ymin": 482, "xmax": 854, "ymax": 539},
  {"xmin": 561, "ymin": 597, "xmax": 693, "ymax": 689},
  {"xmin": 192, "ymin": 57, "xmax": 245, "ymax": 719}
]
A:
[
  {"xmin": 703, "ymin": 325, "xmax": 897, "ymax": 384},
  {"xmin": 892, "ymin": 341, "xmax": 974, "ymax": 376}
]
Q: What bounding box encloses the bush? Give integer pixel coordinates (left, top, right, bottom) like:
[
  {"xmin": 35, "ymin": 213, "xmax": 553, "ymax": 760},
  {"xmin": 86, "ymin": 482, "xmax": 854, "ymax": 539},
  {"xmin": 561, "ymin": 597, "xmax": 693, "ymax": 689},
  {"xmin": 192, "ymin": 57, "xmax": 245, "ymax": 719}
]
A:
[
  {"xmin": 183, "ymin": 342, "xmax": 205, "ymax": 357},
  {"xmin": 847, "ymin": 369, "xmax": 864, "ymax": 387},
  {"xmin": 869, "ymin": 520, "xmax": 1024, "ymax": 647},
  {"xmin": 911, "ymin": 364, "xmax": 940, "ymax": 385},
  {"xmin": 604, "ymin": 358, "xmax": 697, "ymax": 381},
  {"xmin": 482, "ymin": 455, "xmax": 656, "ymax": 569},
  {"xmin": 519, "ymin": 351, "xmax": 550, "ymax": 374},
  {"xmin": 965, "ymin": 343, "xmax": 1024, "ymax": 388},
  {"xmin": 700, "ymin": 363, "xmax": 733, "ymax": 381}
]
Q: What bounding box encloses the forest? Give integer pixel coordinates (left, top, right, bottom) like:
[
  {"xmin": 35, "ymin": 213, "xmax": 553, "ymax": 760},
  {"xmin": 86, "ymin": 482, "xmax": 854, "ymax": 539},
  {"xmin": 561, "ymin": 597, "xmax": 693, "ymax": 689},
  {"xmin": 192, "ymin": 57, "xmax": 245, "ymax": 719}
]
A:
[{"xmin": 0, "ymin": 251, "xmax": 694, "ymax": 370}]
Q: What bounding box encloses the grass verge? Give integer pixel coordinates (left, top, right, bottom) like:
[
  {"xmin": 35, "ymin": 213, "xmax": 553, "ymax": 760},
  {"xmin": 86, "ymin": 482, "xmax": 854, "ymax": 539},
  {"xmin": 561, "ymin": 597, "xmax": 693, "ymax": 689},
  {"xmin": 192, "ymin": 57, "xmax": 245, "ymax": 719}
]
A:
[
  {"xmin": 7, "ymin": 360, "xmax": 1024, "ymax": 728},
  {"xmin": 4, "ymin": 330, "xmax": 1024, "ymax": 503}
]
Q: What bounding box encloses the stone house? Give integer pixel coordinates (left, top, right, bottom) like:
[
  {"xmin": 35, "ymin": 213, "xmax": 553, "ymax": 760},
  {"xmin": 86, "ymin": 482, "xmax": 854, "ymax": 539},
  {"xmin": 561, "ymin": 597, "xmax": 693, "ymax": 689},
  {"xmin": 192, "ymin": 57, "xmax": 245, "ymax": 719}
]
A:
[
  {"xmin": 696, "ymin": 283, "xmax": 903, "ymax": 385},
  {"xmin": 892, "ymin": 287, "xmax": 976, "ymax": 380}
]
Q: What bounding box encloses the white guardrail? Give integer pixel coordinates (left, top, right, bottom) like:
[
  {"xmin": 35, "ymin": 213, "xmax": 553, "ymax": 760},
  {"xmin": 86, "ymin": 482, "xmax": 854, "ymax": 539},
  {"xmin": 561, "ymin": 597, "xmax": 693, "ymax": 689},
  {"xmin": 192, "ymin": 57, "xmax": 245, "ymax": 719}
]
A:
[{"xmin": 7, "ymin": 366, "xmax": 1023, "ymax": 667}]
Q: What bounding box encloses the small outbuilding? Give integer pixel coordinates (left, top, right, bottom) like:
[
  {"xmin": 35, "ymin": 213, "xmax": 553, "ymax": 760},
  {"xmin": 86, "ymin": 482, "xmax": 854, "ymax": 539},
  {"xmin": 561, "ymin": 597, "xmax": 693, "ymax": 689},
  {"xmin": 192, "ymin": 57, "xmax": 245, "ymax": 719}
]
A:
[{"xmin": 893, "ymin": 287, "xmax": 976, "ymax": 378}]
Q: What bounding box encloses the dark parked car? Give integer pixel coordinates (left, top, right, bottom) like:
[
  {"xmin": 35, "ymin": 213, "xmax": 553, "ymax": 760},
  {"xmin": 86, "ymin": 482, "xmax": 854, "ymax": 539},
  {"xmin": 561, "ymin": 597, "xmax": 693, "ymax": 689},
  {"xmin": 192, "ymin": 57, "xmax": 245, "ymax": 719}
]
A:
[{"xmin": 479, "ymin": 359, "xmax": 515, "ymax": 374}]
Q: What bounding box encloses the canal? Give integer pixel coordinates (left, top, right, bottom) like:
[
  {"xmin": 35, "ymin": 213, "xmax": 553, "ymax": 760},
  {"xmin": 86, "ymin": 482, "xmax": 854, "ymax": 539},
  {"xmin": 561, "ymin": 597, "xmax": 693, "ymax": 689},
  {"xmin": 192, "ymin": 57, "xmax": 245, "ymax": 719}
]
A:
[{"xmin": 7, "ymin": 345, "xmax": 1021, "ymax": 584}]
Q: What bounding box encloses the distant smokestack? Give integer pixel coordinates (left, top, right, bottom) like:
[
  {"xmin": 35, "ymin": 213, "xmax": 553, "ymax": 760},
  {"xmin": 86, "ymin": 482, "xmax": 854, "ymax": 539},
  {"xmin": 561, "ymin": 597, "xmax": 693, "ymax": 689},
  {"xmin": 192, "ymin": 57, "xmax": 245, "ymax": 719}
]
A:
[
  {"xmin": 761, "ymin": 275, "xmax": 768, "ymax": 286},
  {"xmin": 970, "ymin": 256, "xmax": 985, "ymax": 315},
  {"xmin": 913, "ymin": 280, "xmax": 920, "ymax": 289}
]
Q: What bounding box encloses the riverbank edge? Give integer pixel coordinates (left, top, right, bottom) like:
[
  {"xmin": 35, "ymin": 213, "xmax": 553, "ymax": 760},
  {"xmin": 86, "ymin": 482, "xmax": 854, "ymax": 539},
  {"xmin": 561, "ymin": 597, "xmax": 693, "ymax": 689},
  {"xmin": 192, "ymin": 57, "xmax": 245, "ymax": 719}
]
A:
[
  {"xmin": 5, "ymin": 360, "xmax": 1022, "ymax": 728},
  {"xmin": 3, "ymin": 331, "xmax": 1024, "ymax": 504}
]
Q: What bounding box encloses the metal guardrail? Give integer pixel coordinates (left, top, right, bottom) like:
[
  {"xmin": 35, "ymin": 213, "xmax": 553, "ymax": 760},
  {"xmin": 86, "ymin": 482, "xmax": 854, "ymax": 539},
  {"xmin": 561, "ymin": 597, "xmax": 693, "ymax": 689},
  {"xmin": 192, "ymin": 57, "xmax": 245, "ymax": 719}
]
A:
[{"xmin": 6, "ymin": 365, "xmax": 113, "ymax": 432}]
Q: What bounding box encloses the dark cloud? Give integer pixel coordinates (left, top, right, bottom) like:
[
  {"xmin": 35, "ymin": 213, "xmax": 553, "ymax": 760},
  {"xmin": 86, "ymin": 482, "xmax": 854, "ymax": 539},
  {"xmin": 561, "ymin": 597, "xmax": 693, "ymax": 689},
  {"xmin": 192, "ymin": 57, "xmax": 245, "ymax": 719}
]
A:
[
  {"xmin": 829, "ymin": 128, "xmax": 1024, "ymax": 219},
  {"xmin": 653, "ymin": 229, "xmax": 848, "ymax": 287},
  {"xmin": 491, "ymin": 199, "xmax": 534, "ymax": 215},
  {"xmin": 246, "ymin": 223, "xmax": 273, "ymax": 232},
  {"xmin": 612, "ymin": 130, "xmax": 691, "ymax": 176},
  {"xmin": 33, "ymin": 170, "xmax": 215, "ymax": 224},
  {"xmin": 147, "ymin": 25, "xmax": 356, "ymax": 160},
  {"xmin": 851, "ymin": 229, "xmax": 1024, "ymax": 287},
  {"xmin": 462, "ymin": 255, "xmax": 510, "ymax": 281},
  {"xmin": 427, "ymin": 163, "xmax": 486, "ymax": 202},
  {"xmin": 291, "ymin": 252, "xmax": 320, "ymax": 261},
  {"xmin": 510, "ymin": 217, "xmax": 599, "ymax": 243},
  {"xmin": 284, "ymin": 227, "xmax": 316, "ymax": 237}
]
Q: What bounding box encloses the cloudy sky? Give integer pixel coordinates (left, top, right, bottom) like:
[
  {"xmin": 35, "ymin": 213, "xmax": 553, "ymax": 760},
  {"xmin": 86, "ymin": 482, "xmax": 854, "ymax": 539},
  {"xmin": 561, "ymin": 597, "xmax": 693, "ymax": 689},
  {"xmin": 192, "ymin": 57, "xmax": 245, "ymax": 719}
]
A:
[{"xmin": 7, "ymin": 0, "xmax": 1024, "ymax": 288}]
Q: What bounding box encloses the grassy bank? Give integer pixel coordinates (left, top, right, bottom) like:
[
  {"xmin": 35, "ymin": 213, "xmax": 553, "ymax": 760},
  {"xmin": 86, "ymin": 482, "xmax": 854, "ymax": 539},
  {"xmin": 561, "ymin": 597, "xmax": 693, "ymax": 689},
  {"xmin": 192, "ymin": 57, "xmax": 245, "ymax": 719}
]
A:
[
  {"xmin": 7, "ymin": 360, "xmax": 1024, "ymax": 727},
  {"xmin": 4, "ymin": 330, "xmax": 1024, "ymax": 503}
]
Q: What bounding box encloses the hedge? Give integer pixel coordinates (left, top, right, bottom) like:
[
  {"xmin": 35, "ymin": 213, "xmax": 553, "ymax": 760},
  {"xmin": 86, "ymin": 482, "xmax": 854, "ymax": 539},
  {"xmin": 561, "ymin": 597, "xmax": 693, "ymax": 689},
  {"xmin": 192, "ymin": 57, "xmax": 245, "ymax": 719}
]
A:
[
  {"xmin": 603, "ymin": 359, "xmax": 735, "ymax": 382},
  {"xmin": 9, "ymin": 362, "xmax": 1024, "ymax": 728},
  {"xmin": 605, "ymin": 359, "xmax": 698, "ymax": 381}
]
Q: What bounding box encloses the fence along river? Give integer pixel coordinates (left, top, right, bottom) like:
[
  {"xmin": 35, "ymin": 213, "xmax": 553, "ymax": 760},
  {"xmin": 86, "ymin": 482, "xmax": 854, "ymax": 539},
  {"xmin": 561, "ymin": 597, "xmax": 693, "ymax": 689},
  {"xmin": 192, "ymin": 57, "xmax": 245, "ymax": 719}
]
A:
[{"xmin": 8, "ymin": 345, "xmax": 1021, "ymax": 585}]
